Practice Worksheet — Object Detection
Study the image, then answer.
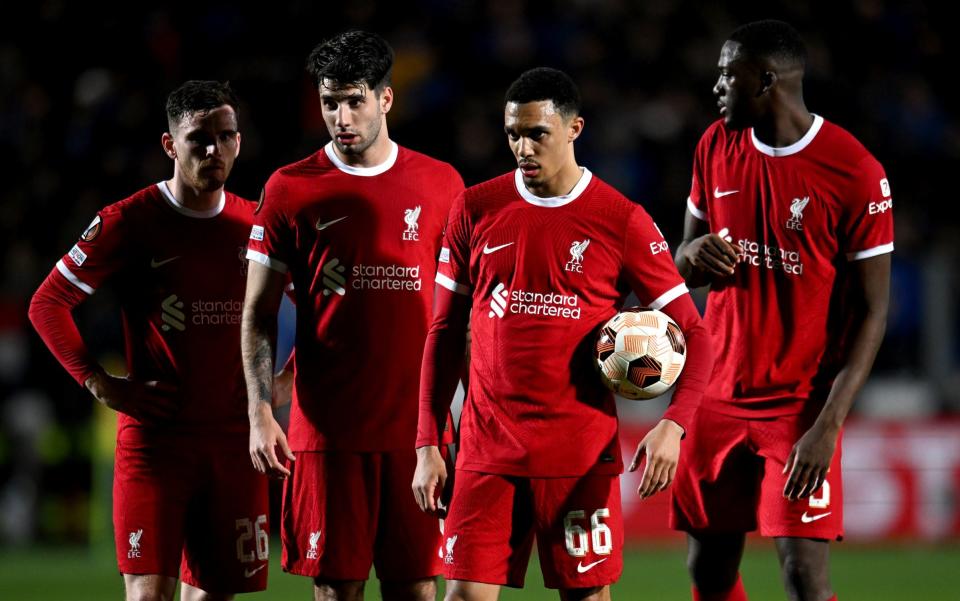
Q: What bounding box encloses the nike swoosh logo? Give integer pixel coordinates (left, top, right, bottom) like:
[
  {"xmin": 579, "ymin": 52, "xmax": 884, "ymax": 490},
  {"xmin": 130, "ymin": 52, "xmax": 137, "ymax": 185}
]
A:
[
  {"xmin": 577, "ymin": 558, "xmax": 608, "ymax": 573},
  {"xmin": 482, "ymin": 242, "xmax": 514, "ymax": 255},
  {"xmin": 150, "ymin": 256, "xmax": 180, "ymax": 268},
  {"xmin": 316, "ymin": 215, "xmax": 348, "ymax": 230},
  {"xmin": 244, "ymin": 564, "xmax": 266, "ymax": 578},
  {"xmin": 801, "ymin": 511, "xmax": 832, "ymax": 523},
  {"xmin": 714, "ymin": 187, "xmax": 740, "ymax": 198}
]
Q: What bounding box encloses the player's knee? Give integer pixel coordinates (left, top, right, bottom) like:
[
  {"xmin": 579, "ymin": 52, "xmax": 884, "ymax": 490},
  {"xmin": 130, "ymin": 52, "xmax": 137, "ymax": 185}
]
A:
[
  {"xmin": 124, "ymin": 576, "xmax": 176, "ymax": 601},
  {"xmin": 686, "ymin": 534, "xmax": 743, "ymax": 591},
  {"xmin": 443, "ymin": 587, "xmax": 468, "ymax": 601},
  {"xmin": 312, "ymin": 579, "xmax": 365, "ymax": 601},
  {"xmin": 126, "ymin": 590, "xmax": 174, "ymax": 601},
  {"xmin": 443, "ymin": 581, "xmax": 489, "ymax": 601},
  {"xmin": 779, "ymin": 554, "xmax": 830, "ymax": 601},
  {"xmin": 687, "ymin": 548, "xmax": 738, "ymax": 590},
  {"xmin": 380, "ymin": 577, "xmax": 436, "ymax": 601}
]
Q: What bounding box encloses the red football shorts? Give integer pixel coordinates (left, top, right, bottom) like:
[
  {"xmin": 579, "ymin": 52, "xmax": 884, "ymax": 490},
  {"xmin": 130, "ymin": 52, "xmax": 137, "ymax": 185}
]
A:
[
  {"xmin": 441, "ymin": 470, "xmax": 623, "ymax": 589},
  {"xmin": 670, "ymin": 406, "xmax": 844, "ymax": 540},
  {"xmin": 281, "ymin": 449, "xmax": 444, "ymax": 581},
  {"xmin": 113, "ymin": 431, "xmax": 270, "ymax": 593}
]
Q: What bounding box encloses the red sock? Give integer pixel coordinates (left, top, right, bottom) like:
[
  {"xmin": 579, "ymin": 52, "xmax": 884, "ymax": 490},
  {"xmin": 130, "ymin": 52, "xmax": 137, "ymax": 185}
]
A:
[
  {"xmin": 823, "ymin": 596, "xmax": 837, "ymax": 601},
  {"xmin": 692, "ymin": 574, "xmax": 747, "ymax": 601}
]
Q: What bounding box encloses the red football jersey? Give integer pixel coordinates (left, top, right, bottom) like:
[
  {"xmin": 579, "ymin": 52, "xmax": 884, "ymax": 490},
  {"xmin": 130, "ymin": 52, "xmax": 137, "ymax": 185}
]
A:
[
  {"xmin": 687, "ymin": 116, "xmax": 895, "ymax": 417},
  {"xmin": 247, "ymin": 142, "xmax": 464, "ymax": 451},
  {"xmin": 430, "ymin": 169, "xmax": 688, "ymax": 477},
  {"xmin": 54, "ymin": 183, "xmax": 255, "ymax": 438}
]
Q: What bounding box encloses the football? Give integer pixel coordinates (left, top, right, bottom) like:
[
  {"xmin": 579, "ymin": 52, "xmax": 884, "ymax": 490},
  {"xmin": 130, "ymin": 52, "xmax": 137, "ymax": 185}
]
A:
[{"xmin": 594, "ymin": 307, "xmax": 687, "ymax": 400}]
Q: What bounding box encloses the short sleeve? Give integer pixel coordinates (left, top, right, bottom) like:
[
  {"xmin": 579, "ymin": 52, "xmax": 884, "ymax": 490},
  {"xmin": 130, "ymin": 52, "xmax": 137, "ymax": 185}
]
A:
[
  {"xmin": 686, "ymin": 133, "xmax": 709, "ymax": 222},
  {"xmin": 55, "ymin": 207, "xmax": 133, "ymax": 295},
  {"xmin": 434, "ymin": 191, "xmax": 471, "ymax": 296},
  {"xmin": 842, "ymin": 156, "xmax": 895, "ymax": 261},
  {"xmin": 622, "ymin": 206, "xmax": 688, "ymax": 309},
  {"xmin": 247, "ymin": 175, "xmax": 293, "ymax": 273}
]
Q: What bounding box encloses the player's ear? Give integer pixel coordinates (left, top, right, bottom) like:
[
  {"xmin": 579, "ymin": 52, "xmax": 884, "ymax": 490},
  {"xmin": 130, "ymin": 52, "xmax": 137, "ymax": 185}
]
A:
[
  {"xmin": 161, "ymin": 132, "xmax": 177, "ymax": 159},
  {"xmin": 379, "ymin": 86, "xmax": 394, "ymax": 114},
  {"xmin": 758, "ymin": 71, "xmax": 777, "ymax": 95},
  {"xmin": 568, "ymin": 115, "xmax": 584, "ymax": 143}
]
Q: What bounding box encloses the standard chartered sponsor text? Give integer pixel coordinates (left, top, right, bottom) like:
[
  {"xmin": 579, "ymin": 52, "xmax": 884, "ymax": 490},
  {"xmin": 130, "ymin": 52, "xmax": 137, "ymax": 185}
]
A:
[
  {"xmin": 352, "ymin": 263, "xmax": 422, "ymax": 291},
  {"xmin": 191, "ymin": 299, "xmax": 243, "ymax": 325},
  {"xmin": 737, "ymin": 238, "xmax": 804, "ymax": 275},
  {"xmin": 510, "ymin": 289, "xmax": 581, "ymax": 319}
]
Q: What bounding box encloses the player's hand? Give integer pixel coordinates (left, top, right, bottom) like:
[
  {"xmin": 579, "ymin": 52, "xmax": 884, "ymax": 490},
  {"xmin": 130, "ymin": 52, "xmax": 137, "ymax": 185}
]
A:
[
  {"xmin": 783, "ymin": 422, "xmax": 838, "ymax": 501},
  {"xmin": 412, "ymin": 445, "xmax": 448, "ymax": 516},
  {"xmin": 85, "ymin": 372, "xmax": 179, "ymax": 422},
  {"xmin": 248, "ymin": 403, "xmax": 295, "ymax": 478},
  {"xmin": 629, "ymin": 419, "xmax": 684, "ymax": 499},
  {"xmin": 271, "ymin": 368, "xmax": 294, "ymax": 409},
  {"xmin": 681, "ymin": 231, "xmax": 738, "ymax": 279}
]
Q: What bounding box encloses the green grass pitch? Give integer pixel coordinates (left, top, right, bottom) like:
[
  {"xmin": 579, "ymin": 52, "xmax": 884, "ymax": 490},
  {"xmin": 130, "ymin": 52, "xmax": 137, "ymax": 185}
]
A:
[{"xmin": 1, "ymin": 542, "xmax": 956, "ymax": 599}]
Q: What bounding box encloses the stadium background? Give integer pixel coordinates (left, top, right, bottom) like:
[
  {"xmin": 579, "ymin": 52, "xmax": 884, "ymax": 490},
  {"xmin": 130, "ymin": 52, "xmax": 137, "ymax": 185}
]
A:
[{"xmin": 1, "ymin": 0, "xmax": 957, "ymax": 598}]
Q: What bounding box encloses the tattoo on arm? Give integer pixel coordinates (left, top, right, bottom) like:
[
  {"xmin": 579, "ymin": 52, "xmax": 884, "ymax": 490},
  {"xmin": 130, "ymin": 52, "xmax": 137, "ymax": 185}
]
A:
[
  {"xmin": 241, "ymin": 310, "xmax": 278, "ymax": 414},
  {"xmin": 253, "ymin": 338, "xmax": 274, "ymax": 403}
]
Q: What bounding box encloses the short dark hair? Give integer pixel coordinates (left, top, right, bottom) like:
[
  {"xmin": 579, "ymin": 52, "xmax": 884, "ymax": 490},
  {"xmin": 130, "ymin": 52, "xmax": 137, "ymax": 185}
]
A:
[
  {"xmin": 165, "ymin": 80, "xmax": 239, "ymax": 131},
  {"xmin": 306, "ymin": 30, "xmax": 394, "ymax": 93},
  {"xmin": 728, "ymin": 20, "xmax": 807, "ymax": 69},
  {"xmin": 504, "ymin": 67, "xmax": 581, "ymax": 119}
]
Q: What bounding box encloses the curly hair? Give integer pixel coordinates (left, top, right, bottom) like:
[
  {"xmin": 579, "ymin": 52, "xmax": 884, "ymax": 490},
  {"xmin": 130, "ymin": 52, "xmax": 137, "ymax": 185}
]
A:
[{"xmin": 306, "ymin": 30, "xmax": 394, "ymax": 94}]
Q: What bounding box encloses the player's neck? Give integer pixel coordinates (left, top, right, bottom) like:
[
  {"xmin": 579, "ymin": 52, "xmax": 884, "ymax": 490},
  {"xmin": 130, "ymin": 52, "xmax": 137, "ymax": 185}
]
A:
[
  {"xmin": 166, "ymin": 177, "xmax": 223, "ymax": 212},
  {"xmin": 528, "ymin": 162, "xmax": 584, "ymax": 198},
  {"xmin": 753, "ymin": 104, "xmax": 814, "ymax": 148}
]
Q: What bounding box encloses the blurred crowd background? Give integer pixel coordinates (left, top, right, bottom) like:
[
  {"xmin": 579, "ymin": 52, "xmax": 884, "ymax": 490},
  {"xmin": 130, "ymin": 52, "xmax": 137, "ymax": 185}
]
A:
[{"xmin": 1, "ymin": 0, "xmax": 957, "ymax": 546}]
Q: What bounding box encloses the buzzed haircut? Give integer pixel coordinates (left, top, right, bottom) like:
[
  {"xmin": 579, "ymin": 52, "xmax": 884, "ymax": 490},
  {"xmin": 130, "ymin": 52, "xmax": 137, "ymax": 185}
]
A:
[
  {"xmin": 505, "ymin": 67, "xmax": 582, "ymax": 119},
  {"xmin": 306, "ymin": 30, "xmax": 394, "ymax": 93},
  {"xmin": 165, "ymin": 80, "xmax": 239, "ymax": 131},
  {"xmin": 728, "ymin": 20, "xmax": 807, "ymax": 69}
]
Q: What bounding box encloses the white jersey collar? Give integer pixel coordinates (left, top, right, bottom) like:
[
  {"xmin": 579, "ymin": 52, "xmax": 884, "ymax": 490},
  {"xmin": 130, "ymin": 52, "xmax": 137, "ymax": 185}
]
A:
[
  {"xmin": 514, "ymin": 167, "xmax": 593, "ymax": 208},
  {"xmin": 157, "ymin": 181, "xmax": 225, "ymax": 218},
  {"xmin": 324, "ymin": 140, "xmax": 398, "ymax": 176},
  {"xmin": 751, "ymin": 114, "xmax": 824, "ymax": 157}
]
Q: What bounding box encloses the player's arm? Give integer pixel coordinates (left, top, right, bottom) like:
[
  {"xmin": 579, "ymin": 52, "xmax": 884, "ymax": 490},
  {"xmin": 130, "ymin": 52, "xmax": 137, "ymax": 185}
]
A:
[
  {"xmin": 674, "ymin": 208, "xmax": 737, "ymax": 287},
  {"xmin": 241, "ymin": 260, "xmax": 294, "ymax": 478},
  {"xmin": 628, "ymin": 292, "xmax": 715, "ymax": 498},
  {"xmin": 624, "ymin": 206, "xmax": 715, "ymax": 498},
  {"xmin": 29, "ymin": 268, "xmax": 181, "ymax": 421},
  {"xmin": 783, "ymin": 253, "xmax": 890, "ymax": 500},
  {"xmin": 412, "ymin": 285, "xmax": 471, "ymax": 516}
]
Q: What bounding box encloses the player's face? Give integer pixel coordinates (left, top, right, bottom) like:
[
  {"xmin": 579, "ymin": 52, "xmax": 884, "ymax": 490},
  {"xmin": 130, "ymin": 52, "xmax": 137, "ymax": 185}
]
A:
[
  {"xmin": 713, "ymin": 41, "xmax": 763, "ymax": 130},
  {"xmin": 320, "ymin": 80, "xmax": 393, "ymax": 157},
  {"xmin": 504, "ymin": 100, "xmax": 582, "ymax": 190},
  {"xmin": 167, "ymin": 105, "xmax": 240, "ymax": 191}
]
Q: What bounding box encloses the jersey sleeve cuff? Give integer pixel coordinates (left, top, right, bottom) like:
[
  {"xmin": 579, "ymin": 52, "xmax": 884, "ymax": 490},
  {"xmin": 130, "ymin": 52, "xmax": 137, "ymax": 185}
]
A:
[
  {"xmin": 661, "ymin": 407, "xmax": 692, "ymax": 438},
  {"xmin": 56, "ymin": 260, "xmax": 95, "ymax": 294},
  {"xmin": 246, "ymin": 249, "xmax": 289, "ymax": 274},
  {"xmin": 687, "ymin": 197, "xmax": 707, "ymax": 221},
  {"xmin": 435, "ymin": 272, "xmax": 470, "ymax": 296},
  {"xmin": 648, "ymin": 283, "xmax": 688, "ymax": 310},
  {"xmin": 846, "ymin": 242, "xmax": 894, "ymax": 261}
]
